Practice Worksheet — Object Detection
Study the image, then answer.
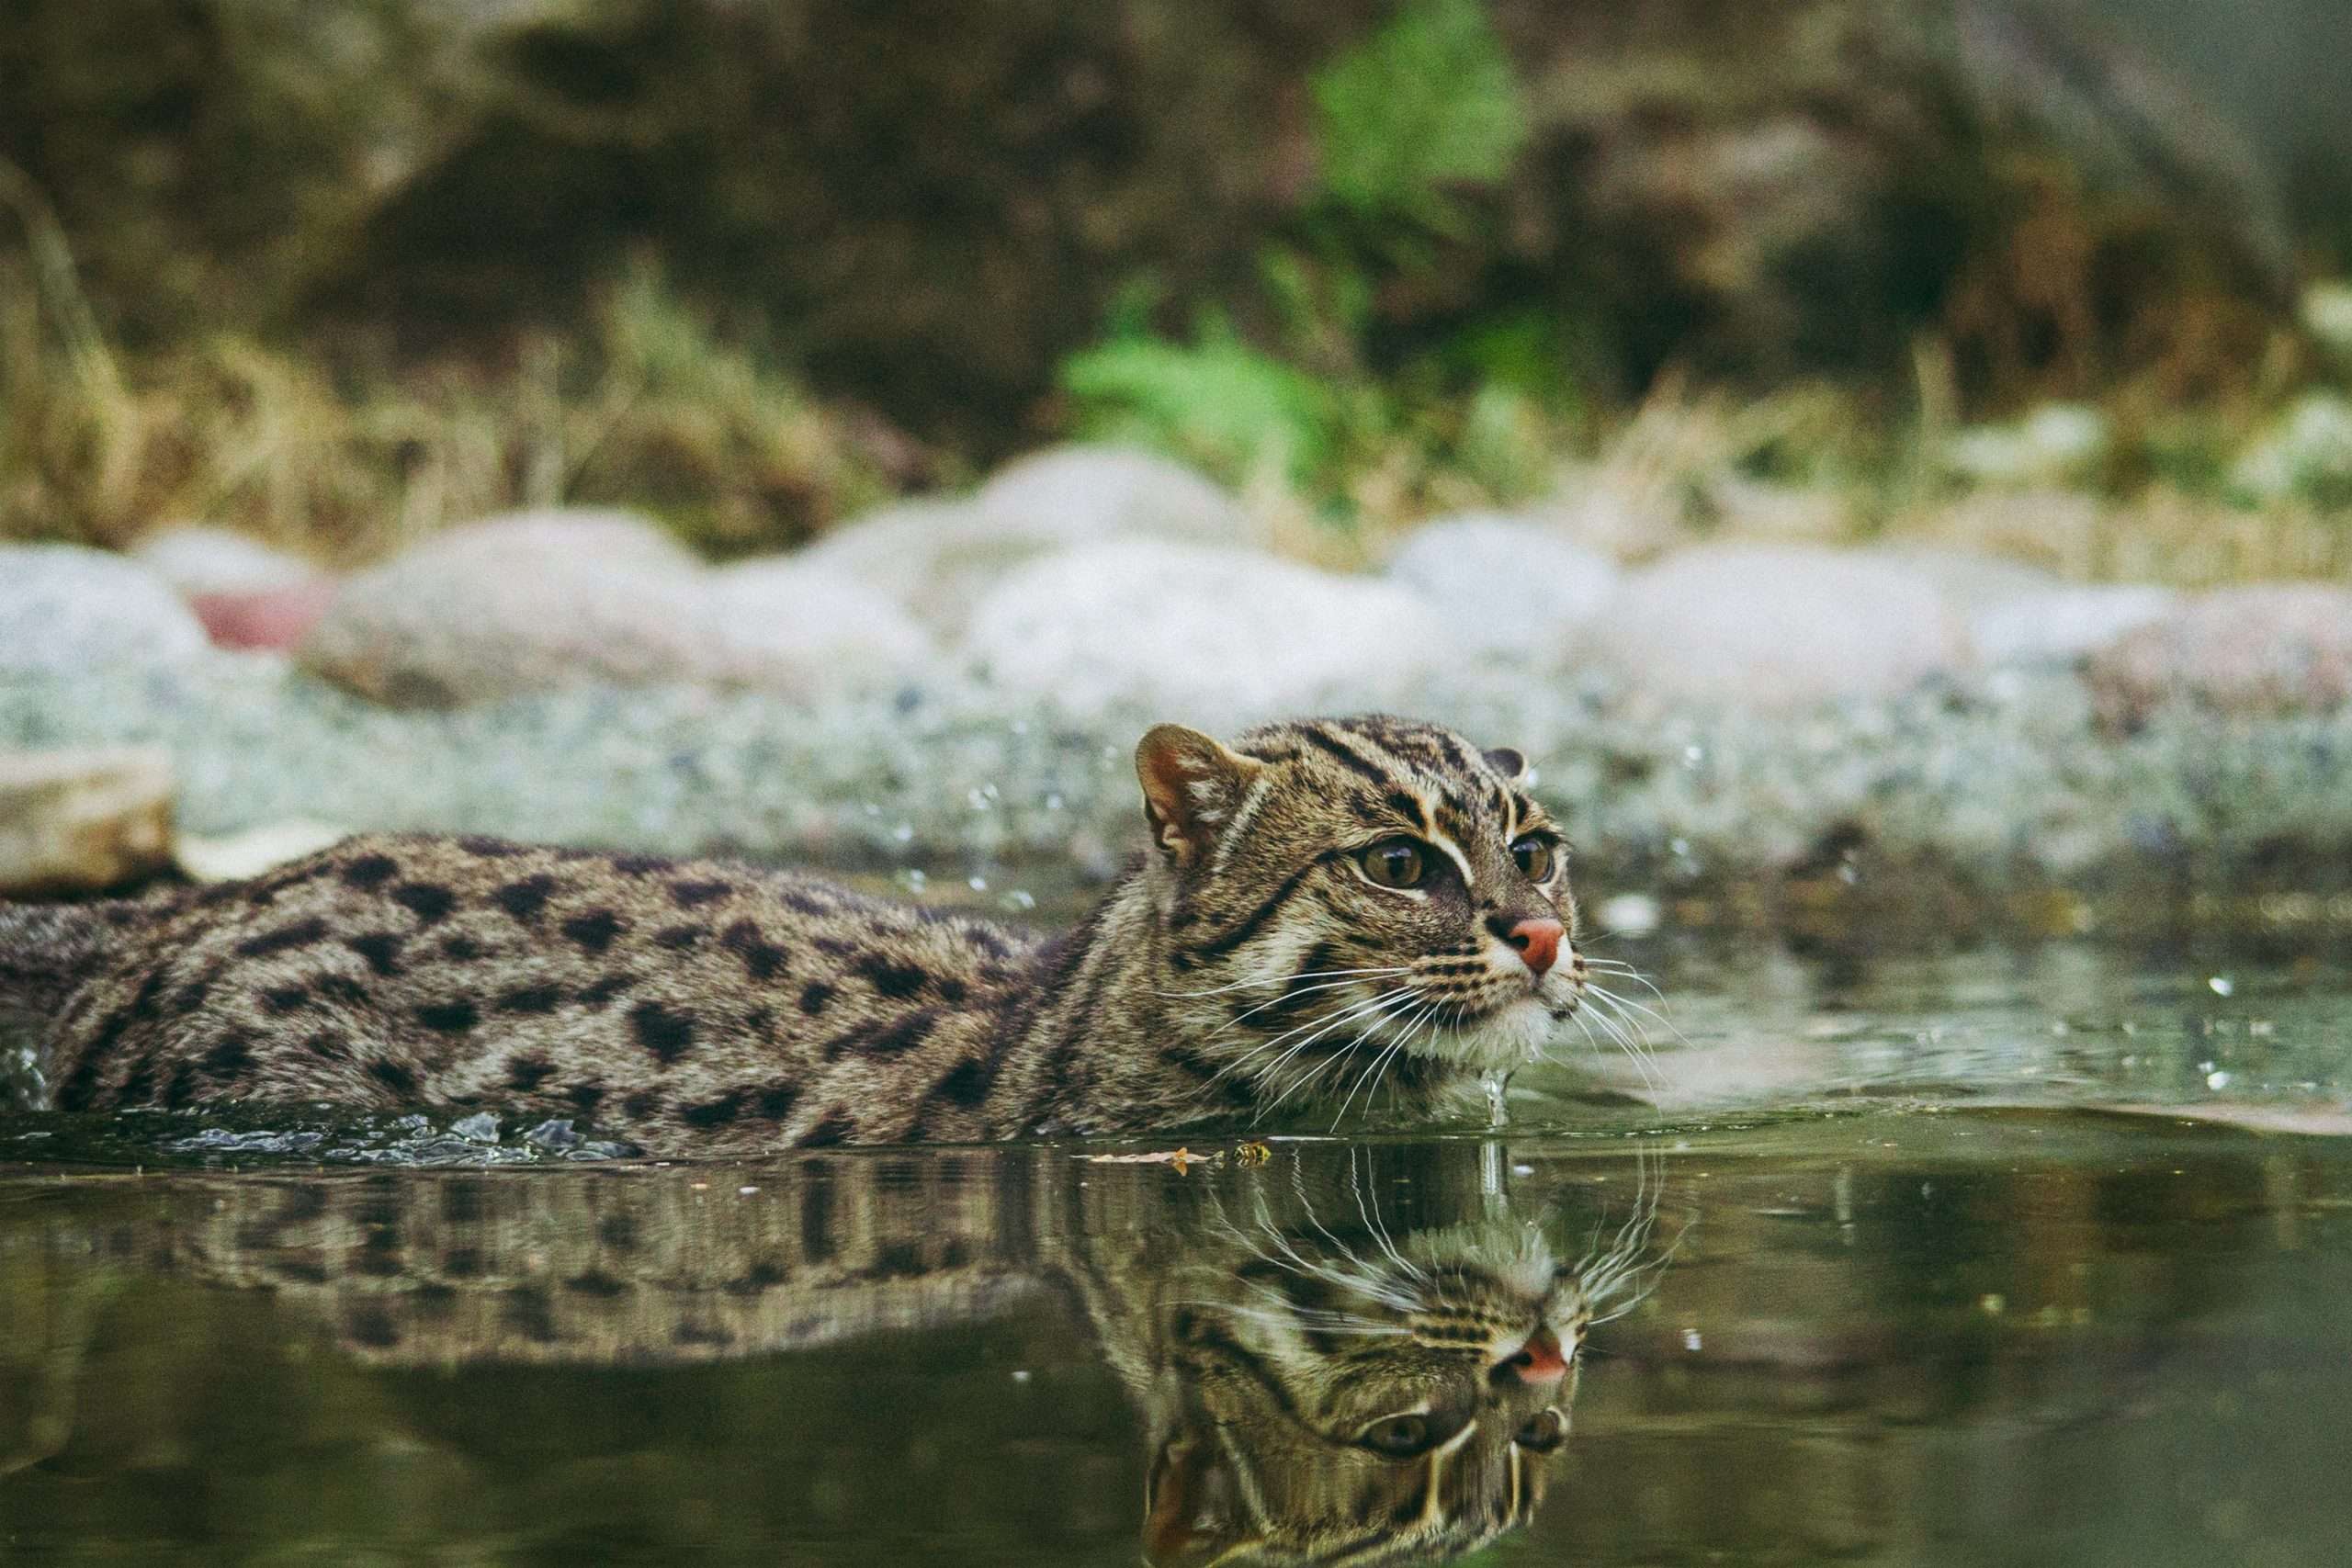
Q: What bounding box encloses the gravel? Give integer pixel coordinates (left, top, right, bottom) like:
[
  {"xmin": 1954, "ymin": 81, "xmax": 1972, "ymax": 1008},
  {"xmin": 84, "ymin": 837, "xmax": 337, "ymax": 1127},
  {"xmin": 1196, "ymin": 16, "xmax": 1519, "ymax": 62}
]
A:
[{"xmin": 4, "ymin": 652, "xmax": 2346, "ymax": 905}]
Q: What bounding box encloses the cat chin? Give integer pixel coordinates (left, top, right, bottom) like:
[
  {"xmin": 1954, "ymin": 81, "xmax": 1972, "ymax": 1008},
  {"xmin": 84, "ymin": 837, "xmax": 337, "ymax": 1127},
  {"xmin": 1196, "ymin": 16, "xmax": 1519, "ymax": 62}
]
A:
[{"xmin": 1410, "ymin": 993, "xmax": 1560, "ymax": 1074}]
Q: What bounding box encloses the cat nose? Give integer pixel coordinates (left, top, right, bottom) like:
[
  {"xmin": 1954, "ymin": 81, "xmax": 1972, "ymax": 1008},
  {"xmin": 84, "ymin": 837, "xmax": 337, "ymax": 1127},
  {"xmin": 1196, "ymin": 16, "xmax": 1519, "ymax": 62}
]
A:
[
  {"xmin": 1496, "ymin": 1326, "xmax": 1568, "ymax": 1386},
  {"xmin": 1489, "ymin": 916, "xmax": 1563, "ymax": 978}
]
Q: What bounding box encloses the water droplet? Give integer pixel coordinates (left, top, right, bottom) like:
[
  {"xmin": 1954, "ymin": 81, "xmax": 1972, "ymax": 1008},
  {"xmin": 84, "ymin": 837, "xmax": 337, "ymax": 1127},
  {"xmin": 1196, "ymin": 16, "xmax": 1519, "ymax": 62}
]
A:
[
  {"xmin": 967, "ymin": 875, "xmax": 989, "ymax": 892},
  {"xmin": 2206, "ymin": 1069, "xmax": 2233, "ymax": 1090},
  {"xmin": 2209, "ymin": 976, "xmax": 2234, "ymax": 997},
  {"xmin": 451, "ymin": 1111, "xmax": 500, "ymax": 1144},
  {"xmin": 1681, "ymin": 1328, "xmax": 1702, "ymax": 1352}
]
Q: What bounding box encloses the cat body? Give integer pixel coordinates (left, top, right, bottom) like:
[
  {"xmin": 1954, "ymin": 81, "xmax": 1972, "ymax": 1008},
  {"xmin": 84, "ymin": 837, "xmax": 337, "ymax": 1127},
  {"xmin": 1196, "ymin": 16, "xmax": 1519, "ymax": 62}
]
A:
[{"xmin": 1, "ymin": 716, "xmax": 1587, "ymax": 1152}]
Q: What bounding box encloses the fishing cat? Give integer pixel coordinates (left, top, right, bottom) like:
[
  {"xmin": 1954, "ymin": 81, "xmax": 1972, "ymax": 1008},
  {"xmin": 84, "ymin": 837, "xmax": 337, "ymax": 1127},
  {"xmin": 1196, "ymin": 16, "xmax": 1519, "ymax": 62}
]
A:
[
  {"xmin": 0, "ymin": 715, "xmax": 1589, "ymax": 1153},
  {"xmin": 0, "ymin": 1145, "xmax": 1666, "ymax": 1565}
]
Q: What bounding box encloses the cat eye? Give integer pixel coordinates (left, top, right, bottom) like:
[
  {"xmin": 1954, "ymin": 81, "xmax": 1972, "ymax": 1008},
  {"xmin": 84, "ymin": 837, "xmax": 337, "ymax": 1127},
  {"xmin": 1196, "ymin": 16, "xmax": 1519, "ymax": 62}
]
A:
[
  {"xmin": 1510, "ymin": 834, "xmax": 1557, "ymax": 882},
  {"xmin": 1512, "ymin": 1408, "xmax": 1567, "ymax": 1453},
  {"xmin": 1356, "ymin": 838, "xmax": 1428, "ymax": 890},
  {"xmin": 1357, "ymin": 1413, "xmax": 1438, "ymax": 1458}
]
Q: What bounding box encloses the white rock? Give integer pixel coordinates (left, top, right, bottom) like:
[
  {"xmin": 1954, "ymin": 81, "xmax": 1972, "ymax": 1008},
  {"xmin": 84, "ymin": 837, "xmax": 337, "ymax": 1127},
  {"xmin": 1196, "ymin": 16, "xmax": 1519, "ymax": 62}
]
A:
[
  {"xmin": 1873, "ymin": 545, "xmax": 2057, "ymax": 615},
  {"xmin": 1971, "ymin": 584, "xmax": 2177, "ymax": 666},
  {"xmin": 130, "ymin": 526, "xmax": 322, "ymax": 597},
  {"xmin": 2087, "ymin": 582, "xmax": 2352, "ymax": 726},
  {"xmin": 1589, "ymin": 544, "xmax": 1971, "ymax": 708},
  {"xmin": 0, "ymin": 545, "xmax": 209, "ymax": 672},
  {"xmin": 974, "ymin": 444, "xmax": 1246, "ymax": 546},
  {"xmin": 804, "ymin": 446, "xmax": 1248, "ymax": 636},
  {"xmin": 298, "ymin": 508, "xmax": 714, "ymax": 706},
  {"xmin": 0, "ymin": 747, "xmax": 175, "ymax": 896},
  {"xmin": 795, "ymin": 499, "xmax": 1031, "ymax": 637},
  {"xmin": 961, "ymin": 540, "xmax": 1448, "ymax": 724},
  {"xmin": 706, "ymin": 556, "xmax": 938, "ymax": 693},
  {"xmin": 1385, "ymin": 513, "xmax": 1619, "ymax": 659}
]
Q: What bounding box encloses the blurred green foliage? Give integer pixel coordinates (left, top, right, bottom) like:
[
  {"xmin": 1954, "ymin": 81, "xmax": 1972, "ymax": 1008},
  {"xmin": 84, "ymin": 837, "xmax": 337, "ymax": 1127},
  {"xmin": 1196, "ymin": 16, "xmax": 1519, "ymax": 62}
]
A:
[
  {"xmin": 1065, "ymin": 0, "xmax": 1566, "ymax": 525},
  {"xmin": 1310, "ymin": 0, "xmax": 1529, "ymax": 234},
  {"xmin": 0, "ymin": 0, "xmax": 2343, "ymax": 563}
]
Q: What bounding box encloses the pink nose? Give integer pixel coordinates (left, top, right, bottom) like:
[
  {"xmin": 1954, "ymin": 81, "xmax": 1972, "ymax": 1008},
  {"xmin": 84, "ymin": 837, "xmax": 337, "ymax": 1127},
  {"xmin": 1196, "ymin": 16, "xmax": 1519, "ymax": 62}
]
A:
[
  {"xmin": 1500, "ymin": 1326, "xmax": 1569, "ymax": 1385},
  {"xmin": 1504, "ymin": 918, "xmax": 1563, "ymax": 979}
]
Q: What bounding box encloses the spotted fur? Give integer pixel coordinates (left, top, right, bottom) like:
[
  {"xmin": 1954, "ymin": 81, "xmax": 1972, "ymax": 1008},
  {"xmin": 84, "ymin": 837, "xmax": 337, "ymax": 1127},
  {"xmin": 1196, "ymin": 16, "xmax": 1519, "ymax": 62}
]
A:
[{"xmin": 1, "ymin": 716, "xmax": 1589, "ymax": 1153}]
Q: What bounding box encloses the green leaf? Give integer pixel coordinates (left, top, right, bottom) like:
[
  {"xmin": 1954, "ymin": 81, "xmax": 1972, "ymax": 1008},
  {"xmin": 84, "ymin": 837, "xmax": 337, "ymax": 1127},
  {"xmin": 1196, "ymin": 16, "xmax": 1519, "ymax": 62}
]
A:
[
  {"xmin": 1060, "ymin": 317, "xmax": 1337, "ymax": 485},
  {"xmin": 1310, "ymin": 0, "xmax": 1529, "ymax": 230}
]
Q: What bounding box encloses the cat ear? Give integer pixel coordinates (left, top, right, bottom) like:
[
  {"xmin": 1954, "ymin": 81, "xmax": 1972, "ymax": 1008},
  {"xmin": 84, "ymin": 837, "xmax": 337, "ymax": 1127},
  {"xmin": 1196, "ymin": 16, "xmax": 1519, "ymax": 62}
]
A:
[
  {"xmin": 1143, "ymin": 1434, "xmax": 1261, "ymax": 1568},
  {"xmin": 1136, "ymin": 725, "xmax": 1263, "ymax": 869},
  {"xmin": 1482, "ymin": 746, "xmax": 1527, "ymax": 783}
]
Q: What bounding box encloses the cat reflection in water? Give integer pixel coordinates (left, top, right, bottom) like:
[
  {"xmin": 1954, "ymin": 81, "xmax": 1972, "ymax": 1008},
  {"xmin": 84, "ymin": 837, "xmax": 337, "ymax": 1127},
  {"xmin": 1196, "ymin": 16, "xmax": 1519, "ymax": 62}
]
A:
[{"xmin": 0, "ymin": 1145, "xmax": 1671, "ymax": 1566}]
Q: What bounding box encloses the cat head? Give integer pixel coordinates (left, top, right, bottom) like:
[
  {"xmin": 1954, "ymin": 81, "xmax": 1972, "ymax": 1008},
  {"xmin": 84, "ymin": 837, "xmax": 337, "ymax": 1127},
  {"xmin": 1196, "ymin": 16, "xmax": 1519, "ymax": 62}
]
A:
[
  {"xmin": 1141, "ymin": 1215, "xmax": 1600, "ymax": 1567},
  {"xmin": 1136, "ymin": 715, "xmax": 1584, "ymax": 1106}
]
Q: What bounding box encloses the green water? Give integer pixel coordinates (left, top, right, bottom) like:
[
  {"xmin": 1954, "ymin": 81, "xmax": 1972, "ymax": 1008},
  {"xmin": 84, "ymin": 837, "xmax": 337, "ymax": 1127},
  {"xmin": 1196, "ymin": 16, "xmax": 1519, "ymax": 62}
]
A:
[{"xmin": 4, "ymin": 941, "xmax": 2350, "ymax": 1566}]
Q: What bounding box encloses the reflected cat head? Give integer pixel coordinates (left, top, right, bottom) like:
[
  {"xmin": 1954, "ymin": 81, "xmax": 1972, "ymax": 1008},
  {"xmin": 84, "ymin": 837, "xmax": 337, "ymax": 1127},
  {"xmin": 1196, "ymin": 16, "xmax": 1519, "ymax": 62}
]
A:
[
  {"xmin": 5, "ymin": 1145, "xmax": 1668, "ymax": 1566},
  {"xmin": 1133, "ymin": 1173, "xmax": 1664, "ymax": 1568}
]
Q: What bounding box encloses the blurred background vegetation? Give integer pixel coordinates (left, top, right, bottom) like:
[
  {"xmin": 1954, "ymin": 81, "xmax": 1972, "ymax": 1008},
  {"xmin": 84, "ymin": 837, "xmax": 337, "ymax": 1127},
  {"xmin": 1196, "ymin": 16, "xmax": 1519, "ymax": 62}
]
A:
[{"xmin": 3, "ymin": 0, "xmax": 2350, "ymax": 570}]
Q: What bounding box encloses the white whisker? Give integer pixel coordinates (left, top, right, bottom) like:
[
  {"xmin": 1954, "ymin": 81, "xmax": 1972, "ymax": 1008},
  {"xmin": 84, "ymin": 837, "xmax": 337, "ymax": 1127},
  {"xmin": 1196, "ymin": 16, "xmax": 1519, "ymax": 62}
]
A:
[{"xmin": 1158, "ymin": 964, "xmax": 1408, "ymax": 1000}]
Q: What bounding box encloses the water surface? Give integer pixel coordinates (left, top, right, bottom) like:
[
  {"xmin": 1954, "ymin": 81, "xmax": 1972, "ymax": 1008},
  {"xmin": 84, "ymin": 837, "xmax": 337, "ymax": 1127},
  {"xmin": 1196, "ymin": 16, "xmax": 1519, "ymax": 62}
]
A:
[{"xmin": 5, "ymin": 940, "xmax": 2349, "ymax": 1566}]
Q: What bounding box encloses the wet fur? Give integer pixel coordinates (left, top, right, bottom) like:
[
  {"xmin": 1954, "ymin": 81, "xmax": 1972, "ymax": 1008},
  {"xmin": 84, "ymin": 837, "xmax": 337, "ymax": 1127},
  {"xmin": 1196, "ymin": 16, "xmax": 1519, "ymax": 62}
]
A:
[{"xmin": 2, "ymin": 716, "xmax": 1587, "ymax": 1153}]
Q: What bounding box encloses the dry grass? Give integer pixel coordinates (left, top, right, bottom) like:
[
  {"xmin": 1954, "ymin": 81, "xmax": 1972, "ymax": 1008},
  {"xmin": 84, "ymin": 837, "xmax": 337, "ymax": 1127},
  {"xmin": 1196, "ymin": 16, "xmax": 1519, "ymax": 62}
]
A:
[
  {"xmin": 0, "ymin": 223, "xmax": 907, "ymax": 563},
  {"xmin": 4, "ymin": 145, "xmax": 2346, "ymax": 585}
]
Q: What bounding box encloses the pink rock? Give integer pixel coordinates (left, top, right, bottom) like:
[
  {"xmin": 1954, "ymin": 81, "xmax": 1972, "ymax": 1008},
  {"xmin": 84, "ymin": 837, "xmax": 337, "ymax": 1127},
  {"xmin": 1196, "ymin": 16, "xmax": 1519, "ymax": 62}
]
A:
[
  {"xmin": 190, "ymin": 580, "xmax": 339, "ymax": 651},
  {"xmin": 2087, "ymin": 582, "xmax": 2352, "ymax": 727}
]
